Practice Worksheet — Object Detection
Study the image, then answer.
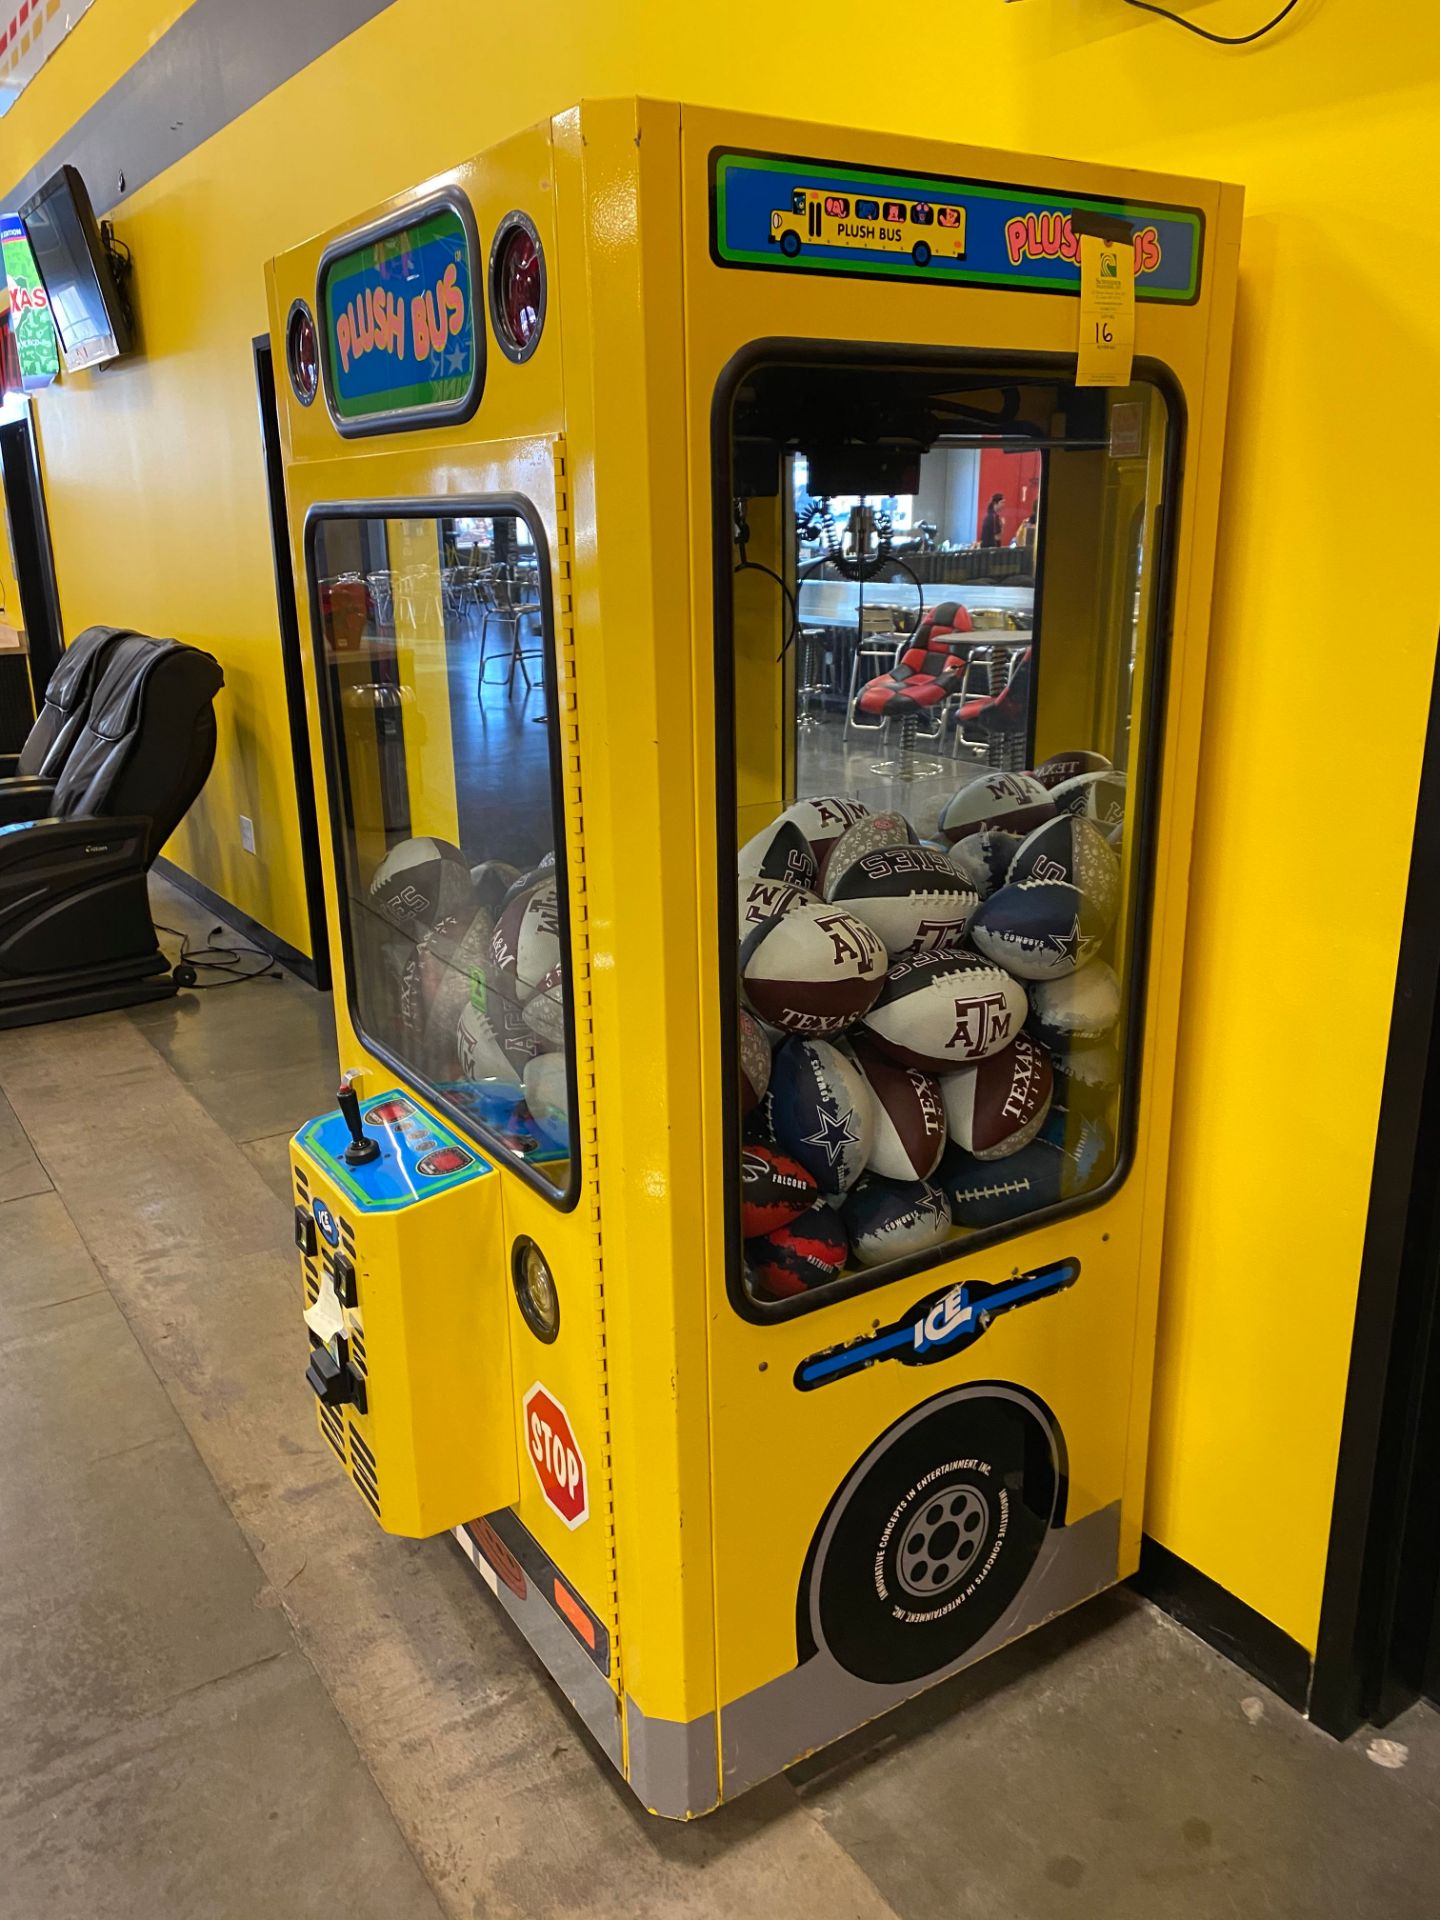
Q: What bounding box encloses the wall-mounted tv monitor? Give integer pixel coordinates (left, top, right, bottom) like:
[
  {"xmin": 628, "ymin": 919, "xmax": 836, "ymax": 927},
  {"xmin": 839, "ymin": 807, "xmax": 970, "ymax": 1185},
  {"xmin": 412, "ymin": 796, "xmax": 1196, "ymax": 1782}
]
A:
[{"xmin": 18, "ymin": 165, "xmax": 132, "ymax": 373}]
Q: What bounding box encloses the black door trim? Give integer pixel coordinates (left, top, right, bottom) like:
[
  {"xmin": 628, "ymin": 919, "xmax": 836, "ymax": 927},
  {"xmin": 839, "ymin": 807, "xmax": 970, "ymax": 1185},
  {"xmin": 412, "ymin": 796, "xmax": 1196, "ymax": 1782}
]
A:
[
  {"xmin": 1310, "ymin": 625, "xmax": 1440, "ymax": 1736},
  {"xmin": 252, "ymin": 334, "xmax": 331, "ymax": 991}
]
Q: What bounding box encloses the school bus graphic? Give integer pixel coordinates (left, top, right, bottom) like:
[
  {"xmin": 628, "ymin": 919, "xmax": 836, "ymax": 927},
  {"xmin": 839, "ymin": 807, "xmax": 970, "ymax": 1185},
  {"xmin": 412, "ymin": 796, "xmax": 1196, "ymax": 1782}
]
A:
[{"xmin": 769, "ymin": 187, "xmax": 967, "ymax": 267}]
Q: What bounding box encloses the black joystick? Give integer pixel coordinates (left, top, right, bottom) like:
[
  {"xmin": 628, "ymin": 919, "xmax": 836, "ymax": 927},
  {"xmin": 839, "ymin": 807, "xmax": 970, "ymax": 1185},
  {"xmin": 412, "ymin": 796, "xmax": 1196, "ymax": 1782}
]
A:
[{"xmin": 337, "ymin": 1082, "xmax": 380, "ymax": 1166}]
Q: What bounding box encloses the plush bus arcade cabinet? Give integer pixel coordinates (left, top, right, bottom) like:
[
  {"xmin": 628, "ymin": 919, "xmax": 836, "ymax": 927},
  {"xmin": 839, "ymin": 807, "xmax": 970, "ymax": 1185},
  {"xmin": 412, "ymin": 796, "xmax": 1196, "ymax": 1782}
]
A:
[{"xmin": 275, "ymin": 103, "xmax": 1241, "ymax": 1817}]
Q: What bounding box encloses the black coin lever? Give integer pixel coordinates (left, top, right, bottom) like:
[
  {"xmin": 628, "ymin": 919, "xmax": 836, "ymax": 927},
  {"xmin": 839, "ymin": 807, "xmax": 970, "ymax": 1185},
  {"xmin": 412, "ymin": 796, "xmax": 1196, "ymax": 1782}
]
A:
[{"xmin": 338, "ymin": 1082, "xmax": 380, "ymax": 1166}]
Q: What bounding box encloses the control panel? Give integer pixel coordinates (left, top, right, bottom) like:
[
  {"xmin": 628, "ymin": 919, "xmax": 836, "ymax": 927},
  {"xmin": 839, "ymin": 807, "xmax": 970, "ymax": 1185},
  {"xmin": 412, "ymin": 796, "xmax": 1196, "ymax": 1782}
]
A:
[{"xmin": 290, "ymin": 1087, "xmax": 519, "ymax": 1536}]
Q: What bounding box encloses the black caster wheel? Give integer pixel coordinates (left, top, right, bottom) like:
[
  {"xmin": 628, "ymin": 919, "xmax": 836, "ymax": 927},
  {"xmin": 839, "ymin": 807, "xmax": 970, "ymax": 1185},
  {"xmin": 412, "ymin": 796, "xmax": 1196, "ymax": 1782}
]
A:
[
  {"xmin": 802, "ymin": 1383, "xmax": 1065, "ymax": 1685},
  {"xmin": 172, "ymin": 962, "xmax": 198, "ymax": 987}
]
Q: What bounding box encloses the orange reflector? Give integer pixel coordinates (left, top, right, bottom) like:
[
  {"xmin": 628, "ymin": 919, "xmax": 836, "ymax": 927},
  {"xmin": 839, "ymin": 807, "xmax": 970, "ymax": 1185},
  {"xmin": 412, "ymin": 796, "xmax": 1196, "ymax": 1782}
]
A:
[{"xmin": 553, "ymin": 1577, "xmax": 596, "ymax": 1648}]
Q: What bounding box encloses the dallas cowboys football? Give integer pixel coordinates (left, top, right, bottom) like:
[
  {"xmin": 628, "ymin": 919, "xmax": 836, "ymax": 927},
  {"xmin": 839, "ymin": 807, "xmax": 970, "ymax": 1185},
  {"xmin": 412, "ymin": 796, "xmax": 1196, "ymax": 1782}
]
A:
[{"xmin": 767, "ymin": 1036, "xmax": 875, "ymax": 1198}]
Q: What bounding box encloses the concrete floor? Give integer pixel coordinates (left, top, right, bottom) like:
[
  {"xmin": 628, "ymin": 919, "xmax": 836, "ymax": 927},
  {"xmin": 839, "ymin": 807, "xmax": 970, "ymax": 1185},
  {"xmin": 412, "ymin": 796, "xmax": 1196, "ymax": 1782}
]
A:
[{"xmin": 1, "ymin": 874, "xmax": 1438, "ymax": 1919}]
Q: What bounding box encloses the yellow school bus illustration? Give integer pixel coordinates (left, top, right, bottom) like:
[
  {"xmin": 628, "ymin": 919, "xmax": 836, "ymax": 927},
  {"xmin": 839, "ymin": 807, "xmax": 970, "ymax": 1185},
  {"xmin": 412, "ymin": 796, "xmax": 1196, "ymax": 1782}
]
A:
[{"xmin": 769, "ymin": 186, "xmax": 967, "ymax": 266}]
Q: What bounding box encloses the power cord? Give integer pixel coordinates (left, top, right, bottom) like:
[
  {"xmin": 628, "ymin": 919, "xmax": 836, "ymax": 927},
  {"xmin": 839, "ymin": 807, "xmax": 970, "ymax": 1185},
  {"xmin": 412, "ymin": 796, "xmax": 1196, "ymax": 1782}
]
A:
[
  {"xmin": 733, "ymin": 499, "xmax": 801, "ymax": 661},
  {"xmin": 156, "ymin": 921, "xmax": 282, "ymax": 990},
  {"xmin": 1122, "ymin": 0, "xmax": 1301, "ymax": 43}
]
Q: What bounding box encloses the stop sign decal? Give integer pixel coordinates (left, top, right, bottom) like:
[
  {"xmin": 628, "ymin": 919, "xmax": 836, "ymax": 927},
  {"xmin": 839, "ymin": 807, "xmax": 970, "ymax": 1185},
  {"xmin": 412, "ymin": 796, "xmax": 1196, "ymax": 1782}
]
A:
[{"xmin": 522, "ymin": 1382, "xmax": 588, "ymax": 1529}]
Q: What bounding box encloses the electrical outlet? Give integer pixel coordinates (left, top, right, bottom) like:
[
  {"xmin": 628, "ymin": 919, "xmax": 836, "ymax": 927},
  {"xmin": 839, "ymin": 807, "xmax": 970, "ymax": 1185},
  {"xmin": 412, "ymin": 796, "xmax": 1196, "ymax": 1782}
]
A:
[{"xmin": 239, "ymin": 815, "xmax": 256, "ymax": 854}]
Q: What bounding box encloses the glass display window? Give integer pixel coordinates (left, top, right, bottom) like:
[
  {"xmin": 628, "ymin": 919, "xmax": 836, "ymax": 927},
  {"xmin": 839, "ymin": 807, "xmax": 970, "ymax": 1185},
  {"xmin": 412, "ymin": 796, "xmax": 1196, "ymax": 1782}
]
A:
[
  {"xmin": 721, "ymin": 352, "xmax": 1175, "ymax": 1313},
  {"xmin": 308, "ymin": 500, "xmax": 575, "ymax": 1203}
]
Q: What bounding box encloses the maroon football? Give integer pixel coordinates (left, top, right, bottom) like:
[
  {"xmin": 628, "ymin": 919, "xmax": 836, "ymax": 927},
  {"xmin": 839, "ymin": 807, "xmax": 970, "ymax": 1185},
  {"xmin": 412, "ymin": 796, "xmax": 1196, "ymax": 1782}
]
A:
[
  {"xmin": 1034, "ymin": 748, "xmax": 1112, "ymax": 791},
  {"xmin": 941, "ymin": 1031, "xmax": 1054, "ymax": 1160},
  {"xmin": 938, "ymin": 771, "xmax": 1055, "ymax": 844},
  {"xmin": 739, "ymin": 898, "xmax": 887, "ymax": 1037},
  {"xmin": 741, "ymin": 1144, "xmax": 819, "ymax": 1236},
  {"xmin": 746, "ymin": 1199, "xmax": 849, "ymax": 1300},
  {"xmin": 850, "ymin": 1036, "xmax": 947, "ymax": 1181}
]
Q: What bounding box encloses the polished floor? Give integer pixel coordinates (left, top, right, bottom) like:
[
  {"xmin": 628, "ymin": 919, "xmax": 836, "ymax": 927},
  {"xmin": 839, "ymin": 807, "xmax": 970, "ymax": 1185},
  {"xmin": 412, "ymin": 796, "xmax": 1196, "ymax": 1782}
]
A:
[{"xmin": 1, "ymin": 874, "xmax": 1438, "ymax": 1919}]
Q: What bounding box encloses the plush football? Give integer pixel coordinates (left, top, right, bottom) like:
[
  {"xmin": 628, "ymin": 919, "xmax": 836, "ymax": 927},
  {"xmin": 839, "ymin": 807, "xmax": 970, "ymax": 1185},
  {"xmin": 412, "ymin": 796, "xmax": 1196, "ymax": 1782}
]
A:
[
  {"xmin": 737, "ymin": 817, "xmax": 819, "ymax": 891},
  {"xmin": 413, "ymin": 905, "xmax": 495, "ymax": 1068},
  {"xmin": 741, "ymin": 1144, "xmax": 819, "ymax": 1237},
  {"xmin": 859, "ymin": 950, "xmax": 1029, "ymax": 1073},
  {"xmin": 740, "ymin": 899, "xmax": 887, "ymax": 1037},
  {"xmin": 469, "ymin": 859, "xmax": 525, "ymax": 920},
  {"xmin": 850, "ymin": 1037, "xmax": 947, "ymax": 1181},
  {"xmin": 938, "ymin": 771, "xmax": 1054, "ymax": 844},
  {"xmin": 1007, "ymin": 813, "xmax": 1121, "ymax": 932},
  {"xmin": 768, "ymin": 1037, "xmax": 875, "ymax": 1197},
  {"xmin": 490, "ymin": 879, "xmax": 562, "ymax": 1003},
  {"xmin": 521, "ymin": 962, "xmax": 566, "ymax": 1050},
  {"xmin": 844, "ymin": 1174, "xmax": 952, "ymax": 1269},
  {"xmin": 776, "ymin": 794, "xmax": 872, "ymax": 863},
  {"xmin": 947, "ymin": 828, "xmax": 1024, "ymax": 900},
  {"xmin": 1049, "ymin": 1033, "xmax": 1122, "ymax": 1094},
  {"xmin": 747, "ymin": 1200, "xmax": 849, "ymax": 1299},
  {"xmin": 1035, "ymin": 749, "xmax": 1112, "ymax": 791},
  {"xmin": 739, "ymin": 1009, "xmax": 772, "ymax": 1116},
  {"xmin": 819, "ymin": 810, "xmax": 917, "ymax": 895},
  {"xmin": 478, "ymin": 976, "xmax": 540, "ymax": 1076},
  {"xmin": 937, "ymin": 1103, "xmax": 1111, "ymax": 1227},
  {"xmin": 522, "ymin": 1052, "xmax": 570, "ymax": 1150},
  {"xmin": 941, "ymin": 1032, "xmax": 1053, "ymax": 1160},
  {"xmin": 825, "ymin": 845, "xmax": 978, "ymax": 960},
  {"xmin": 456, "ymin": 996, "xmax": 523, "ymax": 1087},
  {"xmin": 1050, "ymin": 769, "xmax": 1127, "ymax": 830},
  {"xmin": 969, "ymin": 880, "xmax": 1108, "ymax": 981},
  {"xmin": 369, "ymin": 836, "xmax": 476, "ymax": 937},
  {"xmin": 1029, "ymin": 961, "xmax": 1121, "ymax": 1042},
  {"xmin": 738, "ymin": 876, "xmax": 819, "ymax": 939}
]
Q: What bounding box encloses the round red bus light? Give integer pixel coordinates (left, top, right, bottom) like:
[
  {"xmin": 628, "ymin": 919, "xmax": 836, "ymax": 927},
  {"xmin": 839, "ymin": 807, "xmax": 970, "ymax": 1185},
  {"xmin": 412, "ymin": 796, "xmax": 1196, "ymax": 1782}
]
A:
[
  {"xmin": 489, "ymin": 214, "xmax": 546, "ymax": 363},
  {"xmin": 286, "ymin": 300, "xmax": 319, "ymax": 406}
]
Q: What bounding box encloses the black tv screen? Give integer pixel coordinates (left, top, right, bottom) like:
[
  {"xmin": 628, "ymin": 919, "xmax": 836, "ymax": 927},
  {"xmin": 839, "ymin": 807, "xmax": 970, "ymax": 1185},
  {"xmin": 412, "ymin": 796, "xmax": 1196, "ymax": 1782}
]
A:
[{"xmin": 18, "ymin": 165, "xmax": 132, "ymax": 372}]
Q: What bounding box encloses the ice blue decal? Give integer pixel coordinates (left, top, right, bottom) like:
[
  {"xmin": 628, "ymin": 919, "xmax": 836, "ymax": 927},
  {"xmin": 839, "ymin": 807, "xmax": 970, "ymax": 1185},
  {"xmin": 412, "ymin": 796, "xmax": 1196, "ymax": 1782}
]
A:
[{"xmin": 795, "ymin": 1257, "xmax": 1080, "ymax": 1391}]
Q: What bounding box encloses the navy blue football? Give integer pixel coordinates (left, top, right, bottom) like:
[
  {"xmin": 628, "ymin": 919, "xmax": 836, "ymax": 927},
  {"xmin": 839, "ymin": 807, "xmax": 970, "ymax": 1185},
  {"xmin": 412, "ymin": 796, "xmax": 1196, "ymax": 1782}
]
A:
[
  {"xmin": 968, "ymin": 880, "xmax": 1108, "ymax": 981},
  {"xmin": 843, "ymin": 1173, "xmax": 952, "ymax": 1268},
  {"xmin": 746, "ymin": 1200, "xmax": 848, "ymax": 1299}
]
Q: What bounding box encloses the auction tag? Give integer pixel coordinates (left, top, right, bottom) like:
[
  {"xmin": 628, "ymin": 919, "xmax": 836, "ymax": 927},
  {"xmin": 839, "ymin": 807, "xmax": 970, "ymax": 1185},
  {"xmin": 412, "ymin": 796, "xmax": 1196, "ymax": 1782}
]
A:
[{"xmin": 1076, "ymin": 233, "xmax": 1135, "ymax": 387}]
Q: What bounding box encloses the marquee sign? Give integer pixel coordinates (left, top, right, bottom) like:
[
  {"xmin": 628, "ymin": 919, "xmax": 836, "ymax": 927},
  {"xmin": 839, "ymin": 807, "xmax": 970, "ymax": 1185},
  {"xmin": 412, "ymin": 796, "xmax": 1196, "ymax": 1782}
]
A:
[{"xmin": 317, "ymin": 191, "xmax": 483, "ymax": 436}]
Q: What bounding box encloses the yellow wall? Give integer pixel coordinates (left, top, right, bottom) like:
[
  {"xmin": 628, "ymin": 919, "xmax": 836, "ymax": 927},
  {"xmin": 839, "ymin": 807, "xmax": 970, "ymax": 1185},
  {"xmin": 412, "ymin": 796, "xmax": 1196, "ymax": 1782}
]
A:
[{"xmin": 4, "ymin": 0, "xmax": 1437, "ymax": 1649}]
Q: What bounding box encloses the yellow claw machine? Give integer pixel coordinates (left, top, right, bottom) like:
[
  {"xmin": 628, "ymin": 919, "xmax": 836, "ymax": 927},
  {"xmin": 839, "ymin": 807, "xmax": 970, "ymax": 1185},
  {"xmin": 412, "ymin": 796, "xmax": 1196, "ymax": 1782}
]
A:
[{"xmin": 271, "ymin": 100, "xmax": 1241, "ymax": 1817}]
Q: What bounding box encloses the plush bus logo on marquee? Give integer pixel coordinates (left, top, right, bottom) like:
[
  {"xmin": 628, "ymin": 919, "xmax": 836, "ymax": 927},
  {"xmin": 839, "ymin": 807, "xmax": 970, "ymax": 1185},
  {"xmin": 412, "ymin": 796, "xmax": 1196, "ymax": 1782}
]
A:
[
  {"xmin": 317, "ymin": 191, "xmax": 484, "ymax": 435},
  {"xmin": 711, "ymin": 149, "xmax": 1202, "ymax": 303}
]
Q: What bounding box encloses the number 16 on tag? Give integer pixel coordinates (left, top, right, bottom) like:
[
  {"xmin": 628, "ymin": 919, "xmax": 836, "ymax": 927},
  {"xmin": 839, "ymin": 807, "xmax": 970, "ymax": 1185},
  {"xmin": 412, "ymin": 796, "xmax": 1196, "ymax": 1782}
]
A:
[{"xmin": 1076, "ymin": 232, "xmax": 1135, "ymax": 388}]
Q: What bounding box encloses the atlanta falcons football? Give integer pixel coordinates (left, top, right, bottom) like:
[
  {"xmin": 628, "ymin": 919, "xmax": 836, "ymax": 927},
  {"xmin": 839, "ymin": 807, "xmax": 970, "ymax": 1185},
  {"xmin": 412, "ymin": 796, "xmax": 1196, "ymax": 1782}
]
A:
[
  {"xmin": 767, "ymin": 1036, "xmax": 875, "ymax": 1198},
  {"xmin": 858, "ymin": 949, "xmax": 1029, "ymax": 1073},
  {"xmin": 941, "ymin": 1031, "xmax": 1054, "ymax": 1160},
  {"xmin": 741, "ymin": 1144, "xmax": 819, "ymax": 1237},
  {"xmin": 740, "ymin": 898, "xmax": 887, "ymax": 1037},
  {"xmin": 850, "ymin": 1037, "xmax": 947, "ymax": 1181},
  {"xmin": 937, "ymin": 770, "xmax": 1055, "ymax": 844}
]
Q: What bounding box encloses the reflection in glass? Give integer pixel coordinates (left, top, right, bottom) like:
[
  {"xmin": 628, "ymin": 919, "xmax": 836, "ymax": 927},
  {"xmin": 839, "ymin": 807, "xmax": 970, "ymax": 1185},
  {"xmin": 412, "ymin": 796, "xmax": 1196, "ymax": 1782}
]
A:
[{"xmin": 312, "ymin": 507, "xmax": 572, "ymax": 1197}]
